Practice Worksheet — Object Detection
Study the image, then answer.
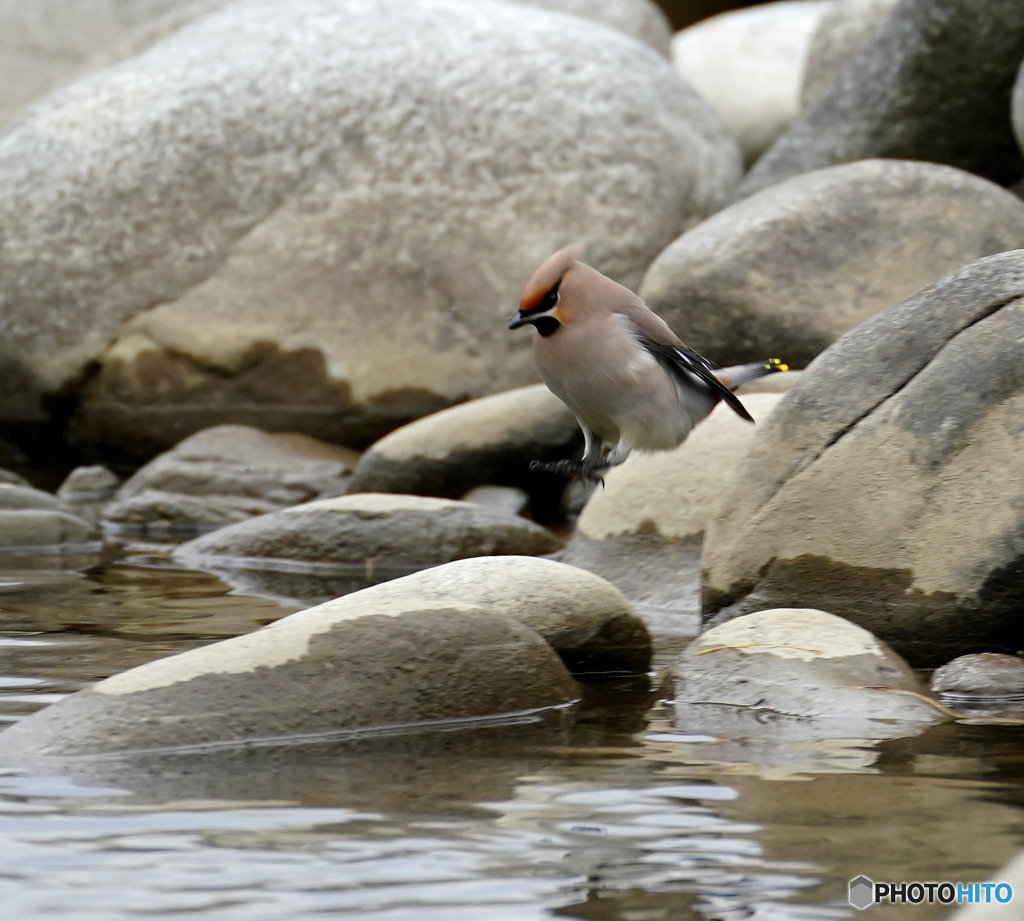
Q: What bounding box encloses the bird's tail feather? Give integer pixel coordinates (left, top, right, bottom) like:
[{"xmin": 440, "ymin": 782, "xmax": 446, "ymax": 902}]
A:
[{"xmin": 714, "ymin": 359, "xmax": 788, "ymax": 392}]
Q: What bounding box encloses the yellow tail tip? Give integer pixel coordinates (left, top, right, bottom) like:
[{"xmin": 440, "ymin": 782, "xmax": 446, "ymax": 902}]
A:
[{"xmin": 766, "ymin": 358, "xmax": 789, "ymax": 372}]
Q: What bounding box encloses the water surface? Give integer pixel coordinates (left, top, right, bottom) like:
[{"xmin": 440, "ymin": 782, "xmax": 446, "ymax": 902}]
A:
[{"xmin": 0, "ymin": 552, "xmax": 1021, "ymax": 920}]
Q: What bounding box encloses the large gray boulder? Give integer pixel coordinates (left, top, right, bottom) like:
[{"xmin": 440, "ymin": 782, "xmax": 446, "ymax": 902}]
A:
[
  {"xmin": 0, "ymin": 0, "xmax": 193, "ymax": 130},
  {"xmin": 800, "ymin": 0, "xmax": 899, "ymax": 107},
  {"xmin": 346, "ymin": 385, "xmax": 580, "ymax": 509},
  {"xmin": 0, "ymin": 0, "xmax": 740, "ymax": 457},
  {"xmin": 0, "ymin": 509, "xmax": 96, "ymax": 549},
  {"xmin": 103, "ymin": 425, "xmax": 357, "ymax": 533},
  {"xmin": 563, "ymin": 394, "xmax": 782, "ymax": 628},
  {"xmin": 931, "ymin": 653, "xmax": 1024, "ymax": 699},
  {"xmin": 174, "ymin": 493, "xmax": 562, "ymax": 572},
  {"xmin": 739, "ymin": 0, "xmax": 1024, "ymax": 199},
  {"xmin": 0, "ymin": 599, "xmax": 579, "ymax": 758},
  {"xmin": 0, "ymin": 0, "xmax": 672, "ymax": 134},
  {"xmin": 671, "ymin": 1, "xmax": 831, "ymax": 165},
  {"xmin": 702, "ymin": 251, "xmax": 1024, "ymax": 666},
  {"xmin": 640, "ymin": 160, "xmax": 1024, "ymax": 368},
  {"xmin": 672, "ymin": 609, "xmax": 942, "ymax": 740}
]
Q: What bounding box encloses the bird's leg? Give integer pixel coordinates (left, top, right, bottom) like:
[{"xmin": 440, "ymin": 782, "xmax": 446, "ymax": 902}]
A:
[{"xmin": 530, "ymin": 426, "xmax": 608, "ymax": 483}]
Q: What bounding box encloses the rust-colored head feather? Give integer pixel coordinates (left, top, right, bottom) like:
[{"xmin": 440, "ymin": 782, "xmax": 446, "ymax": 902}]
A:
[{"xmin": 519, "ymin": 244, "xmax": 585, "ymax": 312}]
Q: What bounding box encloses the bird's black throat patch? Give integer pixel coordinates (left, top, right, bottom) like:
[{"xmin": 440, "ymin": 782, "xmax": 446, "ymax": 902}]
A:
[{"xmin": 533, "ymin": 317, "xmax": 561, "ymax": 337}]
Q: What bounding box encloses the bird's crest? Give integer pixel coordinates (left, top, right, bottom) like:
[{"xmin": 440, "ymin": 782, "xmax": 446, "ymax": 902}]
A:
[{"xmin": 520, "ymin": 243, "xmax": 585, "ymax": 313}]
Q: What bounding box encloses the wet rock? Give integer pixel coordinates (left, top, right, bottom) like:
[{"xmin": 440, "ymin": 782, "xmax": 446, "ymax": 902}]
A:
[
  {"xmin": 307, "ymin": 555, "xmax": 651, "ymax": 676},
  {"xmin": 671, "ymin": 609, "xmax": 943, "ymax": 740},
  {"xmin": 0, "ymin": 0, "xmax": 739, "ymax": 455},
  {"xmin": 740, "ymin": 0, "xmax": 1024, "ymax": 199},
  {"xmin": 800, "ymin": 0, "xmax": 898, "ymax": 107},
  {"xmin": 56, "ymin": 464, "xmax": 120, "ymax": 525},
  {"xmin": 174, "ymin": 494, "xmax": 562, "ymax": 573},
  {"xmin": 104, "ymin": 425, "xmax": 357, "ymax": 534},
  {"xmin": 702, "ymin": 250, "xmax": 1024, "ymax": 666},
  {"xmin": 563, "ymin": 394, "xmax": 781, "ymax": 628},
  {"xmin": 0, "ymin": 600, "xmax": 579, "ymax": 757},
  {"xmin": 0, "ymin": 510, "xmax": 95, "ymax": 549},
  {"xmin": 347, "ymin": 385, "xmax": 581, "ymax": 510},
  {"xmin": 671, "ymin": 1, "xmax": 830, "ymax": 165},
  {"xmin": 640, "ymin": 160, "xmax": 1024, "ymax": 367},
  {"xmin": 461, "ymin": 485, "xmax": 531, "ymax": 517},
  {"xmin": 931, "ymin": 654, "xmax": 1024, "ymax": 699}
]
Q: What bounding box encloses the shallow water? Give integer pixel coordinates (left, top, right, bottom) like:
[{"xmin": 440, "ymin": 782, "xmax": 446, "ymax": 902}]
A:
[{"xmin": 0, "ymin": 552, "xmax": 1022, "ymax": 920}]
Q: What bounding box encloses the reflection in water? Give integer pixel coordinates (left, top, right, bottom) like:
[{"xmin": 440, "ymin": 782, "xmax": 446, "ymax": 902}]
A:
[{"xmin": 0, "ymin": 556, "xmax": 1021, "ymax": 919}]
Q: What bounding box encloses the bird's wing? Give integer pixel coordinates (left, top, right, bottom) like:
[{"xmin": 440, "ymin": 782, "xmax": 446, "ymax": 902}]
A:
[{"xmin": 626, "ymin": 318, "xmax": 754, "ymax": 424}]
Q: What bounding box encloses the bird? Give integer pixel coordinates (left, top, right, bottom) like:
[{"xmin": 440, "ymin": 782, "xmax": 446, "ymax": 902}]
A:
[{"xmin": 508, "ymin": 244, "xmax": 788, "ymax": 484}]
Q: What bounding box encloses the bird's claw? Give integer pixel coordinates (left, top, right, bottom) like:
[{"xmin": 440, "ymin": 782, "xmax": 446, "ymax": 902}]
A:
[{"xmin": 529, "ymin": 459, "xmax": 606, "ymax": 487}]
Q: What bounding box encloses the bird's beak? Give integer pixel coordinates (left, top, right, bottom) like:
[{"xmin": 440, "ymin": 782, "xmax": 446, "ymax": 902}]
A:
[{"xmin": 508, "ymin": 312, "xmax": 529, "ymax": 330}]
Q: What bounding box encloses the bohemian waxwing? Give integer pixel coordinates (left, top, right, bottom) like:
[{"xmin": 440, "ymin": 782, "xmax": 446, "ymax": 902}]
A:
[{"xmin": 508, "ymin": 244, "xmax": 787, "ymax": 483}]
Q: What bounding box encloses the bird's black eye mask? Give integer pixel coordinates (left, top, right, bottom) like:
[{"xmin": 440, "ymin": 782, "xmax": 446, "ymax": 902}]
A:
[{"xmin": 521, "ymin": 278, "xmax": 561, "ymax": 317}]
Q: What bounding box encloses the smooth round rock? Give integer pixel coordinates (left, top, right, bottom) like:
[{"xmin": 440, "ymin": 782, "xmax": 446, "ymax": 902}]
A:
[
  {"xmin": 672, "ymin": 609, "xmax": 942, "ymax": 739},
  {"xmin": 302, "ymin": 555, "xmax": 651, "ymax": 675},
  {"xmin": 703, "ymin": 251, "xmax": 1024, "ymax": 666},
  {"xmin": 347, "ymin": 385, "xmax": 580, "ymax": 501},
  {"xmin": 563, "ymin": 395, "xmax": 781, "ymax": 624},
  {"xmin": 740, "ymin": 0, "xmax": 1024, "ymax": 199},
  {"xmin": 57, "ymin": 464, "xmax": 120, "ymax": 502},
  {"xmin": 104, "ymin": 425, "xmax": 357, "ymax": 532},
  {"xmin": 0, "ymin": 601, "xmax": 579, "ymax": 757},
  {"xmin": 0, "ymin": 484, "xmax": 67, "ymax": 513},
  {"xmin": 931, "ymin": 654, "xmax": 1024, "ymax": 699},
  {"xmin": 671, "ymin": 1, "xmax": 831, "ymax": 165},
  {"xmin": 173, "ymin": 494, "xmax": 562, "ymax": 570},
  {"xmin": 640, "ymin": 160, "xmax": 1024, "ymax": 368},
  {"xmin": 800, "ymin": 0, "xmax": 899, "ymax": 107},
  {"xmin": 0, "ymin": 510, "xmax": 96, "ymax": 548},
  {"xmin": 0, "ymin": 0, "xmax": 739, "ymax": 453}
]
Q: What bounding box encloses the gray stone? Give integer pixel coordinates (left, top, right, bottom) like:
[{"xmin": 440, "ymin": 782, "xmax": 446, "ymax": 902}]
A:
[
  {"xmin": 739, "ymin": 0, "xmax": 1024, "ymax": 199},
  {"xmin": 671, "ymin": 1, "xmax": 831, "ymax": 165},
  {"xmin": 0, "ymin": 484, "xmax": 67, "ymax": 512},
  {"xmin": 461, "ymin": 485, "xmax": 531, "ymax": 517},
  {"xmin": 702, "ymin": 250, "xmax": 1024, "ymax": 666},
  {"xmin": 105, "ymin": 425, "xmax": 357, "ymax": 534},
  {"xmin": 104, "ymin": 489, "xmax": 281, "ymax": 533},
  {"xmin": 671, "ymin": 609, "xmax": 943, "ymax": 740},
  {"xmin": 563, "ymin": 394, "xmax": 781, "ymax": 628},
  {"xmin": 57, "ymin": 464, "xmax": 120, "ymax": 501},
  {"xmin": 520, "ymin": 0, "xmax": 672, "ymax": 54},
  {"xmin": 931, "ymin": 653, "xmax": 1024, "ymax": 699},
  {"xmin": 56, "ymin": 464, "xmax": 121, "ymax": 525},
  {"xmin": 0, "ymin": 0, "xmax": 195, "ymax": 131},
  {"xmin": 347, "ymin": 385, "xmax": 580, "ymax": 503},
  {"xmin": 640, "ymin": 160, "xmax": 1024, "ymax": 368},
  {"xmin": 0, "ymin": 0, "xmax": 739, "ymax": 456},
  {"xmin": 174, "ymin": 494, "xmax": 562, "ymax": 572},
  {"xmin": 0, "ymin": 600, "xmax": 579, "ymax": 757},
  {"xmin": 0, "ymin": 509, "xmax": 96, "ymax": 548},
  {"xmin": 0, "ymin": 468, "xmax": 30, "ymax": 487},
  {"xmin": 800, "ymin": 0, "xmax": 899, "ymax": 107}
]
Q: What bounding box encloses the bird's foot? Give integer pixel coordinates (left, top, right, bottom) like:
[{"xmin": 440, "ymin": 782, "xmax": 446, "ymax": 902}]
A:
[{"xmin": 529, "ymin": 459, "xmax": 606, "ymax": 487}]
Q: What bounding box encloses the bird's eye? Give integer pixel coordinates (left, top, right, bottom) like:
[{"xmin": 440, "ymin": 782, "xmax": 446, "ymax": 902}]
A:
[{"xmin": 538, "ymin": 279, "xmax": 561, "ymax": 312}]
